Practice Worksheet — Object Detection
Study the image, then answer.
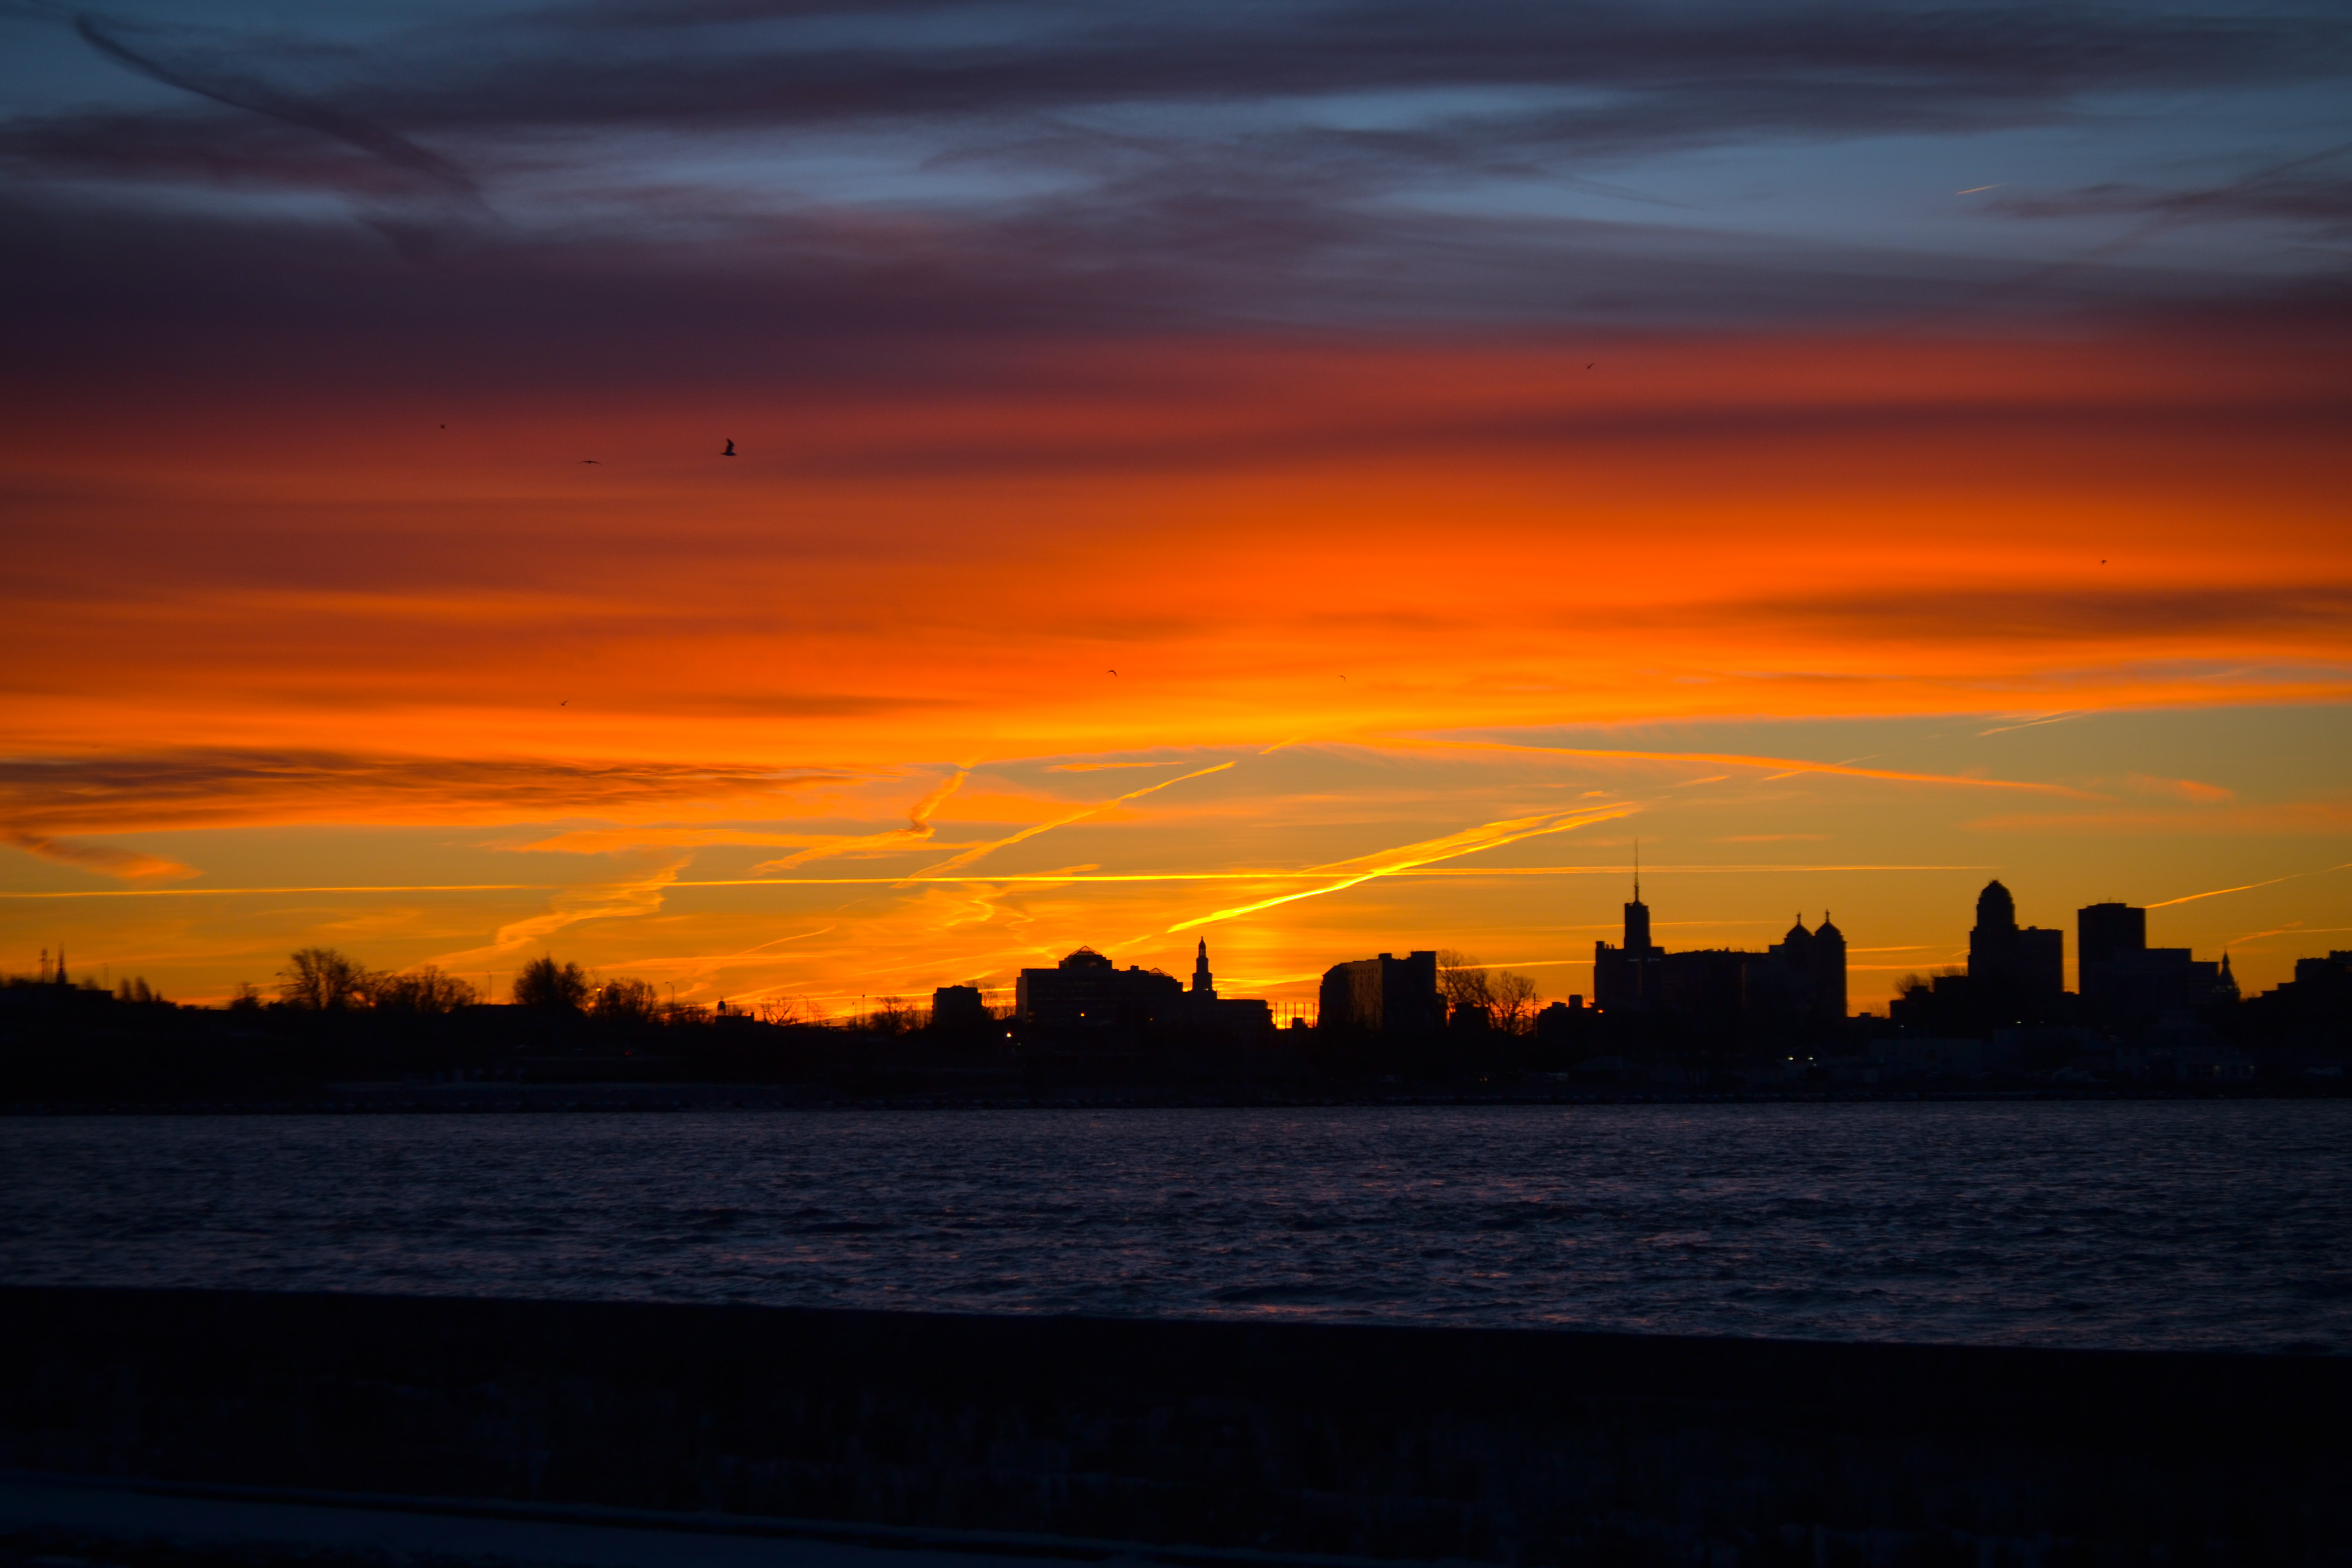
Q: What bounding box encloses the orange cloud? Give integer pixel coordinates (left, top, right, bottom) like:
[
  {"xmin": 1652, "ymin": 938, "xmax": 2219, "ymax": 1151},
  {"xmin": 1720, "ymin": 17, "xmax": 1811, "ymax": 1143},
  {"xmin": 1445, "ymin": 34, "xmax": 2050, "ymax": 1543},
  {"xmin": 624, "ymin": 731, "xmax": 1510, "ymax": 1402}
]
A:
[
  {"xmin": 2, "ymin": 830, "xmax": 196, "ymax": 882},
  {"xmin": 2125, "ymin": 773, "xmax": 2236, "ymax": 804},
  {"xmin": 0, "ymin": 751, "xmax": 852, "ymax": 835},
  {"xmin": 5, "ymin": 324, "xmax": 2349, "ymax": 1001}
]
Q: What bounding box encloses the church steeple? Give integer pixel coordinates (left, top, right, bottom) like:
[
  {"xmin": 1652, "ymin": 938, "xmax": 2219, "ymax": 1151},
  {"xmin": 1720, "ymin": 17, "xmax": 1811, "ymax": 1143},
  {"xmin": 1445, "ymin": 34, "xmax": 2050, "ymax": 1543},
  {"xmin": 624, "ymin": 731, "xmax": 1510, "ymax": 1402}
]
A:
[{"xmin": 1192, "ymin": 938, "xmax": 1215, "ymax": 997}]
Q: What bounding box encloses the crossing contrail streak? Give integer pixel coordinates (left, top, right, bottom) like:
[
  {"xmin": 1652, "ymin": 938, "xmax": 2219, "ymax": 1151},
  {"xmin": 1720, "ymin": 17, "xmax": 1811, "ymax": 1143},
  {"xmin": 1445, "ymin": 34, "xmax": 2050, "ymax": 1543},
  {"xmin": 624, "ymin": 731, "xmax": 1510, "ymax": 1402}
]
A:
[{"xmin": 1169, "ymin": 804, "xmax": 1634, "ymax": 934}]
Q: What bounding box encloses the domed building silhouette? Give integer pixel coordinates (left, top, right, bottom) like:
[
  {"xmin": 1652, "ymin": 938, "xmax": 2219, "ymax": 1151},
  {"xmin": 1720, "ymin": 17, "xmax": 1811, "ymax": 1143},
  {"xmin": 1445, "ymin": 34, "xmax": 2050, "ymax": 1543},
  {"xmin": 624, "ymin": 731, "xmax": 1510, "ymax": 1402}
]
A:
[
  {"xmin": 1966, "ymin": 878, "xmax": 2065, "ymax": 1020},
  {"xmin": 1591, "ymin": 873, "xmax": 1847, "ymax": 1032}
]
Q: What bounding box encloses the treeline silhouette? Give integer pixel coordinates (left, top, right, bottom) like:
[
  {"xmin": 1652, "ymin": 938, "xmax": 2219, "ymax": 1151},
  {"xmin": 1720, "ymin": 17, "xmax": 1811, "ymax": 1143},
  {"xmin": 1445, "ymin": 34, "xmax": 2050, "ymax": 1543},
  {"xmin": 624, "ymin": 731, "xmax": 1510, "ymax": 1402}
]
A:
[{"xmin": 0, "ymin": 946, "xmax": 846, "ymax": 1104}]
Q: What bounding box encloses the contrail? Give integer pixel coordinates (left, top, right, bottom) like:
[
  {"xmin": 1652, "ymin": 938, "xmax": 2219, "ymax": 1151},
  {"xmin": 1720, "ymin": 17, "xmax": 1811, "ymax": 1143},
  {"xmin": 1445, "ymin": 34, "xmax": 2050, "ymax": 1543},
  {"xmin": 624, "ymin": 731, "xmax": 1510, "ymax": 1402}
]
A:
[
  {"xmin": 1168, "ymin": 804, "xmax": 1633, "ymax": 933},
  {"xmin": 912, "ymin": 762, "xmax": 1237, "ymax": 877},
  {"xmin": 75, "ymin": 12, "xmax": 479, "ymax": 195},
  {"xmin": 753, "ymin": 769, "xmax": 967, "ymax": 871},
  {"xmin": 1394, "ymin": 738, "xmax": 2086, "ymax": 794},
  {"xmin": 431, "ymin": 856, "xmax": 691, "ymax": 967},
  {"xmin": 1975, "ymin": 712, "xmax": 2085, "ymax": 738},
  {"xmin": 2146, "ymin": 863, "xmax": 2352, "ymax": 909},
  {"xmin": 520, "ymin": 772, "xmax": 973, "ymax": 864}
]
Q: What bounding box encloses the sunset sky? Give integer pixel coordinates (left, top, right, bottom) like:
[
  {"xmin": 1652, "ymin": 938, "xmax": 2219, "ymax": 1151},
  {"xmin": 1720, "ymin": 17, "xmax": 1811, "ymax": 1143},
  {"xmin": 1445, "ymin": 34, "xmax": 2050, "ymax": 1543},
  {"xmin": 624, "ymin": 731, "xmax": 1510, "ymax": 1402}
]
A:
[{"xmin": 3, "ymin": 0, "xmax": 2348, "ymax": 1012}]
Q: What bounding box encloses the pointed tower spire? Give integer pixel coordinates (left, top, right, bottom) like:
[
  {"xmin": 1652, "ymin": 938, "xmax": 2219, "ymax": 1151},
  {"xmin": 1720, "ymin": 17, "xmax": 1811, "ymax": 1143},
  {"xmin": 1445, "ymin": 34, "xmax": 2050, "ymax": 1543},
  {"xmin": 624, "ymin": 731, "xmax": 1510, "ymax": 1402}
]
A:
[{"xmin": 1622, "ymin": 844, "xmax": 1652, "ymax": 954}]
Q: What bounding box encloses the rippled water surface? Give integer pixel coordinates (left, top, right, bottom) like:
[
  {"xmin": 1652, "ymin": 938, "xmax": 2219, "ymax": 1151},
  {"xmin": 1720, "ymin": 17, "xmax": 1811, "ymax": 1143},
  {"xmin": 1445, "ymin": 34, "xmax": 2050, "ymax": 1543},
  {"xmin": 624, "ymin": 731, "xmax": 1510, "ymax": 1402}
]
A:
[{"xmin": 4, "ymin": 1103, "xmax": 2347, "ymax": 1351}]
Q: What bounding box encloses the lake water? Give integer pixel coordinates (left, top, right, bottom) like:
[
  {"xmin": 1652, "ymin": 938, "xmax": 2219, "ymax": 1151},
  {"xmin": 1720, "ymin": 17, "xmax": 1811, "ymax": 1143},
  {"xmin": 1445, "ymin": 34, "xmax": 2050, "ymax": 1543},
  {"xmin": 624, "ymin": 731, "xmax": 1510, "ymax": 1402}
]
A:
[{"xmin": 4, "ymin": 1102, "xmax": 2346, "ymax": 1352}]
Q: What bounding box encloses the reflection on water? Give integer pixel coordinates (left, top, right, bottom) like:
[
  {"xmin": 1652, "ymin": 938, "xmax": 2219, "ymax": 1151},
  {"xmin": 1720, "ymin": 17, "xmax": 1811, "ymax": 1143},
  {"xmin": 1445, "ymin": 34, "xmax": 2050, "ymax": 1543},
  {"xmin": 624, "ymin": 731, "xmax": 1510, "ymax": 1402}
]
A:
[{"xmin": 3, "ymin": 1102, "xmax": 2346, "ymax": 1352}]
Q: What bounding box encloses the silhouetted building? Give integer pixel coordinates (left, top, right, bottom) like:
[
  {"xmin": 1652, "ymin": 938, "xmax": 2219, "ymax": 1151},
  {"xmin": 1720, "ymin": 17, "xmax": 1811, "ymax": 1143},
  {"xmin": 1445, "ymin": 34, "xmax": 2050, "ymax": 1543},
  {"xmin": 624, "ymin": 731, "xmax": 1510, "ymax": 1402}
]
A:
[
  {"xmin": 1592, "ymin": 875, "xmax": 1663, "ymax": 1011},
  {"xmin": 1595, "ymin": 878, "xmax": 1846, "ymax": 1030},
  {"xmin": 2076, "ymin": 901, "xmax": 2236, "ymax": 1027},
  {"xmin": 1534, "ymin": 995, "xmax": 1588, "ymax": 1051},
  {"xmin": 1185, "ymin": 939, "xmax": 1274, "ymax": 1040},
  {"xmin": 1016, "ymin": 948, "xmax": 1182, "ymax": 1037},
  {"xmin": 2078, "ymin": 902, "xmax": 2146, "ymax": 984},
  {"xmin": 1745, "ymin": 914, "xmax": 1848, "ymax": 1028},
  {"xmin": 1317, "ymin": 950, "xmax": 1443, "ymax": 1038},
  {"xmin": 2243, "ymin": 950, "xmax": 2352, "ymax": 1049},
  {"xmin": 929, "ymin": 984, "xmax": 991, "ymax": 1034},
  {"xmin": 1966, "ymin": 880, "xmax": 2064, "ymax": 1020}
]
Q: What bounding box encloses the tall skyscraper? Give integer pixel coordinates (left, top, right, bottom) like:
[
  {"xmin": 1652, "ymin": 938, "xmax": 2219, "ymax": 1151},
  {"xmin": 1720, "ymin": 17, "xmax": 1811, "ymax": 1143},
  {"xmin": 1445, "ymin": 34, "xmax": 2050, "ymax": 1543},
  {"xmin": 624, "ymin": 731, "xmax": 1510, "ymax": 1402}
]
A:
[
  {"xmin": 1967, "ymin": 880, "xmax": 2065, "ymax": 1018},
  {"xmin": 1593, "ymin": 867, "xmax": 1664, "ymax": 1012}
]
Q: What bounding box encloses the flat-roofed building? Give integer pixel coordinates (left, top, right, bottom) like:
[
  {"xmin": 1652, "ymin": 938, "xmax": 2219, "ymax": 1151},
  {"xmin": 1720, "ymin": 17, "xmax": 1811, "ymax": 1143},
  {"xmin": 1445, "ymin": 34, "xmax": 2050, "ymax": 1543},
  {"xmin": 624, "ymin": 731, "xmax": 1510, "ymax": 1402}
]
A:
[{"xmin": 1317, "ymin": 949, "xmax": 1443, "ymax": 1039}]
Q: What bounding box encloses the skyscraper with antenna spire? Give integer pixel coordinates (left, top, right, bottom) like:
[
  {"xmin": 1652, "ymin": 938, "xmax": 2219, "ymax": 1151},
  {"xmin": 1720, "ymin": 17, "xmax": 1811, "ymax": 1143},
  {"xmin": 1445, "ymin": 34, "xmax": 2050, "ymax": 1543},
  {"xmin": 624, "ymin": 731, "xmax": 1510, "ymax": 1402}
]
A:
[
  {"xmin": 1591, "ymin": 845, "xmax": 1846, "ymax": 1027},
  {"xmin": 1593, "ymin": 843, "xmax": 1663, "ymax": 1010}
]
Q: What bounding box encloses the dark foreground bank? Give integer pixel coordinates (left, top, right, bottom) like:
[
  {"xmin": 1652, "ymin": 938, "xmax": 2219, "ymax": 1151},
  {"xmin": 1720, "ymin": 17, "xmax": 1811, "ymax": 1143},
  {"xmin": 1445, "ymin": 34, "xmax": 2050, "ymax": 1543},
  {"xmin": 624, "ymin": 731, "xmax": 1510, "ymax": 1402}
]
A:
[{"xmin": 2, "ymin": 1288, "xmax": 2346, "ymax": 1566}]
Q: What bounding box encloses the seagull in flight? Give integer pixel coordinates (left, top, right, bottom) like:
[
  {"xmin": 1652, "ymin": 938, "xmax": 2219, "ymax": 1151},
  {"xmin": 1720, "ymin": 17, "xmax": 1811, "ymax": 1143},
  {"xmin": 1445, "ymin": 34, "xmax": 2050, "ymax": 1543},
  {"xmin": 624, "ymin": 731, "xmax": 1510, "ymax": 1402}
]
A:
[
  {"xmin": 722, "ymin": 438, "xmax": 737, "ymax": 457},
  {"xmin": 578, "ymin": 459, "xmax": 599, "ymax": 464},
  {"xmin": 1108, "ymin": 669, "xmax": 1117, "ymax": 675}
]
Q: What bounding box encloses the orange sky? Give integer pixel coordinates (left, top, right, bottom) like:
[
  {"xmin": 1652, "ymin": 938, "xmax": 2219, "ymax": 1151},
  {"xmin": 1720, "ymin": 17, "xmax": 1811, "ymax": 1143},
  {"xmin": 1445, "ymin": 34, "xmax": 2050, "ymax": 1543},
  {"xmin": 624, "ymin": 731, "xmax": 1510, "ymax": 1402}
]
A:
[
  {"xmin": 7, "ymin": 328, "xmax": 2348, "ymax": 762},
  {"xmin": 5, "ymin": 323, "xmax": 2349, "ymax": 1010},
  {"xmin": 5, "ymin": 0, "xmax": 2350, "ymax": 1010}
]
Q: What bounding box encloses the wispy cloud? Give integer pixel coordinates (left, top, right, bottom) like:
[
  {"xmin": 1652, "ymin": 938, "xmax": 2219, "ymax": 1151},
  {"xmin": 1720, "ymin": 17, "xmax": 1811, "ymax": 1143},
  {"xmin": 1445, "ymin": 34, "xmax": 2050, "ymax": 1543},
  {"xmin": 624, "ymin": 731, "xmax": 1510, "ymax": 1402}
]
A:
[
  {"xmin": 751, "ymin": 770, "xmax": 968, "ymax": 871},
  {"xmin": 4, "ymin": 0, "xmax": 2345, "ymax": 360},
  {"xmin": 0, "ymin": 750, "xmax": 851, "ymax": 835},
  {"xmin": 433, "ymin": 854, "xmax": 691, "ymax": 965},
  {"xmin": 2124, "ymin": 773, "xmax": 2235, "ymax": 804},
  {"xmin": 2, "ymin": 829, "xmax": 197, "ymax": 882}
]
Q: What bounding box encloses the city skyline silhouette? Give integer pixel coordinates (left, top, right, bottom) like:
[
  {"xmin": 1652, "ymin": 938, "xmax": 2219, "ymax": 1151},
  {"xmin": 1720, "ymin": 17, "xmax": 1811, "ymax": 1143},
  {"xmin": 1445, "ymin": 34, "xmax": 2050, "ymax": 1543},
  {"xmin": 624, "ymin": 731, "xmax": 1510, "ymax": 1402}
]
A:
[{"xmin": 0, "ymin": 0, "xmax": 2344, "ymax": 1014}]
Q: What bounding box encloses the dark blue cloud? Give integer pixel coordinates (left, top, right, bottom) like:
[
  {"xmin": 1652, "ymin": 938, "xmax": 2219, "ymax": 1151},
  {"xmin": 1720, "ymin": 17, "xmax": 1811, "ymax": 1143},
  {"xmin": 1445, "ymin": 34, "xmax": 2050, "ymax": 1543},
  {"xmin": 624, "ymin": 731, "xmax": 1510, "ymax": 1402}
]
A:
[{"xmin": 0, "ymin": 0, "xmax": 2346, "ymax": 359}]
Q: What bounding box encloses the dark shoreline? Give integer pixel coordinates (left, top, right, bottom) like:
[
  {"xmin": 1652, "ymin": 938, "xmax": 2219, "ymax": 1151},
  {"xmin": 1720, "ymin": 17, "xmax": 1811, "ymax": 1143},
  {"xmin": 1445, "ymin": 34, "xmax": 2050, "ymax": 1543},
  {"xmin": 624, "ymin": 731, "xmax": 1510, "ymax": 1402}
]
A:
[{"xmin": 5, "ymin": 1285, "xmax": 2347, "ymax": 1565}]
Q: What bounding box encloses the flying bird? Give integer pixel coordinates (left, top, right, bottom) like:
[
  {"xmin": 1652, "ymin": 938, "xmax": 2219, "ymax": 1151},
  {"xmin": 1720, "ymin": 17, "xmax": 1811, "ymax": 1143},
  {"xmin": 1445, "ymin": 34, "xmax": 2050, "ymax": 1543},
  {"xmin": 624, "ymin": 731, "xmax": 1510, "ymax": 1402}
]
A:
[
  {"xmin": 559, "ymin": 700, "xmax": 568, "ymax": 706},
  {"xmin": 578, "ymin": 459, "xmax": 599, "ymax": 464},
  {"xmin": 1109, "ymin": 669, "xmax": 1117, "ymax": 675},
  {"xmin": 722, "ymin": 439, "xmax": 737, "ymax": 457},
  {"xmin": 1586, "ymin": 362, "xmax": 1595, "ymax": 369}
]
